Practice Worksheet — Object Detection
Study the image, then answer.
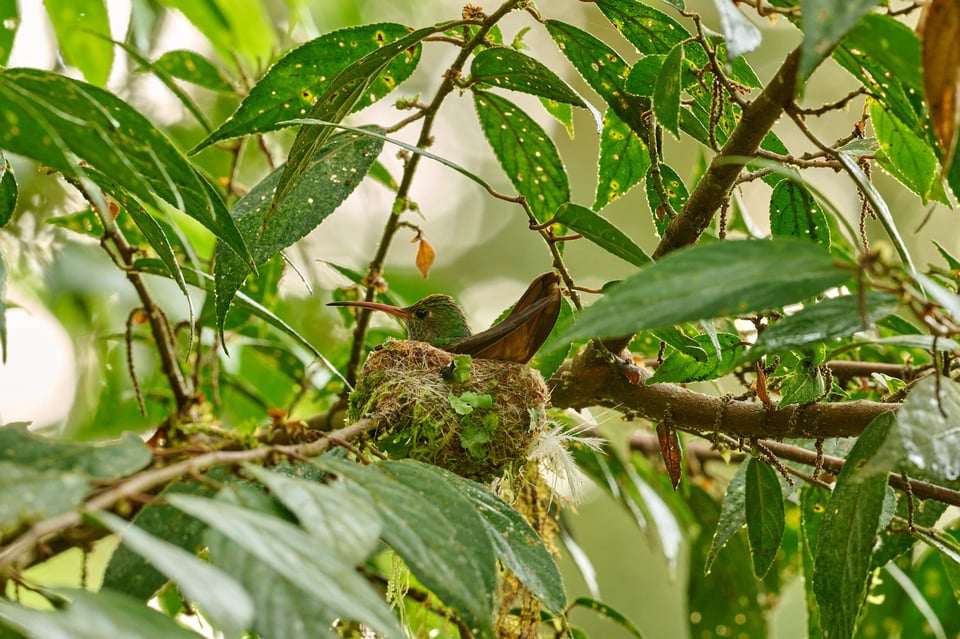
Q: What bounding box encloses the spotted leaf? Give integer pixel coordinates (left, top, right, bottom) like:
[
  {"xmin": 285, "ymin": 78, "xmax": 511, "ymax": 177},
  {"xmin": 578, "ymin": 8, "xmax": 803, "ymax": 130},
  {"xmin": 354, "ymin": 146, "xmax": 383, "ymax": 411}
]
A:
[
  {"xmin": 473, "ymin": 90, "xmax": 569, "ymax": 223},
  {"xmin": 214, "ymin": 128, "xmax": 384, "ymax": 334},
  {"xmin": 195, "ymin": 23, "xmax": 421, "ymax": 151}
]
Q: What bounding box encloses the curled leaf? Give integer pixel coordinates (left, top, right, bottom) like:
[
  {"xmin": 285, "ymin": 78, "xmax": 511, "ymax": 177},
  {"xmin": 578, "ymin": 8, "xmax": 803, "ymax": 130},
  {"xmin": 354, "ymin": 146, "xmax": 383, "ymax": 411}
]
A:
[
  {"xmin": 918, "ymin": 0, "xmax": 960, "ymax": 161},
  {"xmin": 415, "ymin": 237, "xmax": 435, "ymax": 278},
  {"xmin": 656, "ymin": 421, "xmax": 683, "ymax": 490}
]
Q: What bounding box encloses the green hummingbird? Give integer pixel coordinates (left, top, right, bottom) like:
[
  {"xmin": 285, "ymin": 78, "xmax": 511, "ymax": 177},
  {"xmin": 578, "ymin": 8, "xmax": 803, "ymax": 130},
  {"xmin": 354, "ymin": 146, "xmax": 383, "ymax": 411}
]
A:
[{"xmin": 329, "ymin": 272, "xmax": 562, "ymax": 363}]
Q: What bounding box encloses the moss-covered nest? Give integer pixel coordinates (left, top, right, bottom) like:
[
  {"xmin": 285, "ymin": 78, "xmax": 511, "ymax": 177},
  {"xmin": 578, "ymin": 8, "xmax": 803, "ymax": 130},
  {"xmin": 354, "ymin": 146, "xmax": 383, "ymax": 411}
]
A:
[{"xmin": 348, "ymin": 340, "xmax": 550, "ymax": 482}]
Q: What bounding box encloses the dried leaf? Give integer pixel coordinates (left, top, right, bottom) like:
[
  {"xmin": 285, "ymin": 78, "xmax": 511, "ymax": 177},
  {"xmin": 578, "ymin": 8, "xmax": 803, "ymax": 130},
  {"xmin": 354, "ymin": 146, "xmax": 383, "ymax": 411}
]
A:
[
  {"xmin": 416, "ymin": 238, "xmax": 435, "ymax": 278},
  {"xmin": 656, "ymin": 421, "xmax": 683, "ymax": 490},
  {"xmin": 919, "ymin": 0, "xmax": 960, "ymax": 158}
]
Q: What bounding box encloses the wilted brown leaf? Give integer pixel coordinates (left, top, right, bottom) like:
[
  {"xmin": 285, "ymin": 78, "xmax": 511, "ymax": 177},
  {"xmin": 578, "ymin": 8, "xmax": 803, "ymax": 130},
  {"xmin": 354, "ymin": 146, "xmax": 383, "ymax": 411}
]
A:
[
  {"xmin": 919, "ymin": 0, "xmax": 960, "ymax": 164},
  {"xmin": 656, "ymin": 421, "xmax": 683, "ymax": 490},
  {"xmin": 415, "ymin": 237, "xmax": 435, "ymax": 278}
]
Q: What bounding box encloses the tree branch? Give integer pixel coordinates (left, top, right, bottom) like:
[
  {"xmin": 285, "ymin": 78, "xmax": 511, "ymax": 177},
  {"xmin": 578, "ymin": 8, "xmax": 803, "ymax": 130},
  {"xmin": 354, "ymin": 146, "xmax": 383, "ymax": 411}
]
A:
[
  {"xmin": 653, "ymin": 47, "xmax": 801, "ymax": 258},
  {"xmin": 0, "ymin": 418, "xmax": 378, "ymax": 574},
  {"xmin": 627, "ymin": 432, "xmax": 960, "ymax": 507},
  {"xmin": 549, "ymin": 342, "xmax": 893, "ymax": 439}
]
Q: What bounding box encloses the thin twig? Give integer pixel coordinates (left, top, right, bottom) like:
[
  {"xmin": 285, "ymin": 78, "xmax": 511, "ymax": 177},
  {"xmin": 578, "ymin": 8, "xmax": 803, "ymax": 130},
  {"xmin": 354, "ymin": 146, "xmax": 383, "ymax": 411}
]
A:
[
  {"xmin": 0, "ymin": 418, "xmax": 379, "ymax": 573},
  {"xmin": 343, "ymin": 0, "xmax": 526, "ymax": 386}
]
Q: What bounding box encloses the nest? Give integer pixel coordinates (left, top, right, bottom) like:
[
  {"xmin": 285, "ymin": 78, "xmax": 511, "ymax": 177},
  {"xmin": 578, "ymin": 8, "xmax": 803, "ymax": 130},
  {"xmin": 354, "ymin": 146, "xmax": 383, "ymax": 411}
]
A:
[{"xmin": 348, "ymin": 340, "xmax": 550, "ymax": 482}]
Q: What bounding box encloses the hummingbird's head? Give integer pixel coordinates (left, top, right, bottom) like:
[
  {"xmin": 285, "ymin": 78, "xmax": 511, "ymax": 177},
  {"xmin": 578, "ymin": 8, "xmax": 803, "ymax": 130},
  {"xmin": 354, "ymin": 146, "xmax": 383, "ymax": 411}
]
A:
[
  {"xmin": 401, "ymin": 295, "xmax": 471, "ymax": 346},
  {"xmin": 328, "ymin": 294, "xmax": 471, "ymax": 348}
]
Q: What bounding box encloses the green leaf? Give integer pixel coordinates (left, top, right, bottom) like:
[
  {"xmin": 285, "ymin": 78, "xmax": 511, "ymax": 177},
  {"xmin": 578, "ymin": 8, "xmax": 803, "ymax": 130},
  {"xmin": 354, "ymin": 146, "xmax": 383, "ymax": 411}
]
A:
[
  {"xmin": 934, "ymin": 241, "xmax": 960, "ymax": 272},
  {"xmin": 473, "ymin": 90, "xmax": 569, "ymax": 223},
  {"xmin": 0, "ymin": 588, "xmax": 203, "ymax": 639},
  {"xmin": 834, "ymin": 15, "xmax": 924, "ymax": 133},
  {"xmin": 916, "ymin": 529, "xmax": 960, "ymax": 572},
  {"xmin": 205, "ymin": 531, "xmax": 339, "ymax": 639},
  {"xmin": 470, "ymin": 47, "xmax": 586, "ymax": 107},
  {"xmin": 712, "ymin": 0, "xmax": 761, "ymax": 59},
  {"xmin": 625, "ymin": 55, "xmax": 663, "ymax": 97},
  {"xmin": 554, "ymin": 203, "xmax": 650, "ymax": 268},
  {"xmin": 872, "ymin": 496, "xmax": 947, "ymax": 569},
  {"xmin": 133, "ymin": 258, "xmax": 346, "ymax": 388},
  {"xmin": 0, "ymin": 462, "xmax": 88, "ymax": 533},
  {"xmin": 814, "ymin": 412, "xmax": 895, "ymax": 639},
  {"xmin": 545, "ymin": 20, "xmax": 649, "ymax": 135},
  {"xmin": 319, "ymin": 458, "xmax": 496, "ymax": 637},
  {"xmin": 95, "ymin": 512, "xmax": 254, "ymax": 639},
  {"xmin": 447, "ymin": 391, "xmax": 493, "ymax": 415},
  {"xmin": 799, "ymin": 0, "xmax": 883, "ymax": 80},
  {"xmin": 0, "ymin": 153, "xmax": 15, "ymax": 228},
  {"xmin": 706, "ymin": 461, "xmax": 747, "ymax": 572},
  {"xmin": 893, "ymin": 375, "xmax": 960, "ymax": 482},
  {"xmin": 0, "ymin": 68, "xmax": 252, "ymax": 268},
  {"xmin": 744, "ymin": 458, "xmax": 785, "ymax": 578},
  {"xmin": 870, "ymin": 100, "xmax": 945, "ymax": 205},
  {"xmin": 449, "ymin": 473, "xmax": 567, "ymax": 614},
  {"xmin": 552, "ymin": 238, "xmax": 851, "ymax": 346},
  {"xmin": 778, "ymin": 362, "xmax": 826, "ymax": 406},
  {"xmin": 573, "ymin": 446, "xmax": 682, "ymax": 565},
  {"xmin": 168, "ymin": 493, "xmax": 402, "ymax": 638},
  {"xmin": 0, "ymin": 0, "xmax": 16, "ymax": 66},
  {"xmin": 594, "ymin": 109, "xmax": 651, "ymax": 209},
  {"xmin": 113, "ymin": 39, "xmax": 212, "ymax": 133},
  {"xmin": 241, "ymin": 465, "xmax": 383, "ymax": 564},
  {"xmin": 43, "ymin": 0, "xmax": 113, "ymax": 86},
  {"xmin": 151, "ymin": 50, "xmax": 233, "ymax": 92},
  {"xmin": 157, "ymin": 0, "xmax": 275, "ymax": 70},
  {"xmin": 103, "ymin": 478, "xmax": 218, "ymax": 601},
  {"xmin": 531, "ymin": 296, "xmax": 575, "ymax": 379},
  {"xmin": 645, "ymin": 162, "xmax": 688, "ymax": 237},
  {"xmin": 769, "ymin": 180, "xmax": 831, "ymax": 248},
  {"xmin": 746, "ymin": 291, "xmax": 899, "ymax": 359},
  {"xmin": 688, "ymin": 485, "xmax": 766, "ymax": 638},
  {"xmin": 47, "ymin": 208, "xmax": 102, "ymax": 237},
  {"xmin": 286, "ymin": 120, "xmax": 498, "ymax": 195},
  {"xmin": 0, "ymin": 424, "xmax": 151, "ymax": 480},
  {"xmin": 197, "ymin": 23, "xmax": 420, "ymax": 150},
  {"xmin": 269, "ymin": 24, "xmax": 436, "ymax": 219},
  {"xmin": 93, "ymin": 176, "xmax": 192, "ymax": 318},
  {"xmin": 651, "ymin": 326, "xmax": 708, "ymax": 362},
  {"xmin": 648, "ymin": 332, "xmax": 742, "ymax": 383},
  {"xmin": 214, "ymin": 128, "xmax": 383, "ymax": 335},
  {"xmin": 799, "ymin": 485, "xmax": 829, "ymax": 639},
  {"xmin": 569, "ymin": 597, "xmax": 645, "ymax": 638},
  {"xmin": 654, "ymin": 43, "xmax": 683, "ymax": 137},
  {"xmin": 595, "ymin": 0, "xmax": 689, "ymax": 55},
  {"xmin": 540, "ymin": 97, "xmax": 575, "ymax": 138}
]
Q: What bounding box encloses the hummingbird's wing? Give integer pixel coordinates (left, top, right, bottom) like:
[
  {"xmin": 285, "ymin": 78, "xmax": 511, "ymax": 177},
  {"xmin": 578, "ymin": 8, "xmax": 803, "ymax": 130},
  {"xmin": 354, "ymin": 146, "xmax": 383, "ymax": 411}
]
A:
[{"xmin": 444, "ymin": 272, "xmax": 562, "ymax": 363}]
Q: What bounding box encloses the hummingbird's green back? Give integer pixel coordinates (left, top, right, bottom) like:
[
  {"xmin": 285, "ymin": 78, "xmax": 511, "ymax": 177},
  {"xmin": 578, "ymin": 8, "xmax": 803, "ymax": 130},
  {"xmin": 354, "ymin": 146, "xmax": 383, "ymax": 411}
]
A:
[{"xmin": 401, "ymin": 295, "xmax": 472, "ymax": 347}]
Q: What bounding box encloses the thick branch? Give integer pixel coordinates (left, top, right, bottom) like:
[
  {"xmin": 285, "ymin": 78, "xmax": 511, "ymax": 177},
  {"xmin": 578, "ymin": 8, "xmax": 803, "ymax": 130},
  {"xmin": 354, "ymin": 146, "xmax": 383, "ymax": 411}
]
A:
[
  {"xmin": 548, "ymin": 343, "xmax": 893, "ymax": 439},
  {"xmin": 652, "ymin": 47, "xmax": 801, "ymax": 259}
]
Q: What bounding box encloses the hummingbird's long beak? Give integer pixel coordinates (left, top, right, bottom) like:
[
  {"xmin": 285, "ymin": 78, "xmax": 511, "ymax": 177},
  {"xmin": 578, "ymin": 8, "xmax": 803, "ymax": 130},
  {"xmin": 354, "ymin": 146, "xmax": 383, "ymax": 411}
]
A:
[{"xmin": 327, "ymin": 300, "xmax": 411, "ymax": 319}]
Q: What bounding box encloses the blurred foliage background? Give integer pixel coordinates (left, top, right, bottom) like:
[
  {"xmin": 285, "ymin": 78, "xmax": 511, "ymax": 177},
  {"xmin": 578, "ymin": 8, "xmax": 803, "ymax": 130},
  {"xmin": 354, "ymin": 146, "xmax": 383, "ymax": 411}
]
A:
[{"xmin": 1, "ymin": 1, "xmax": 959, "ymax": 637}]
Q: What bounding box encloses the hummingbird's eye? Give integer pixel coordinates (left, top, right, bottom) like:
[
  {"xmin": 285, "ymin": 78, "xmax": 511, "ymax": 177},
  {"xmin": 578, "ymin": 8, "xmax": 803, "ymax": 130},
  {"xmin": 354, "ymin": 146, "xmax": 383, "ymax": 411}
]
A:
[{"xmin": 414, "ymin": 308, "xmax": 429, "ymax": 319}]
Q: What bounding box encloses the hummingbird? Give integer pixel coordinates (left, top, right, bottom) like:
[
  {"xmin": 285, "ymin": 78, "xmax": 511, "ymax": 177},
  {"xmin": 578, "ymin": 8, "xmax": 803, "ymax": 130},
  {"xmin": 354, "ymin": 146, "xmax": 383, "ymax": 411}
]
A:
[{"xmin": 328, "ymin": 272, "xmax": 562, "ymax": 364}]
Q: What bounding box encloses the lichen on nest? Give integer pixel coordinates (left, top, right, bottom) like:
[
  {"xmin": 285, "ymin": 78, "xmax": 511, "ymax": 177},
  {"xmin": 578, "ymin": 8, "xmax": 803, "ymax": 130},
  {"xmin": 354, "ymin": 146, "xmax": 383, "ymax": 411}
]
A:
[{"xmin": 347, "ymin": 339, "xmax": 551, "ymax": 482}]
